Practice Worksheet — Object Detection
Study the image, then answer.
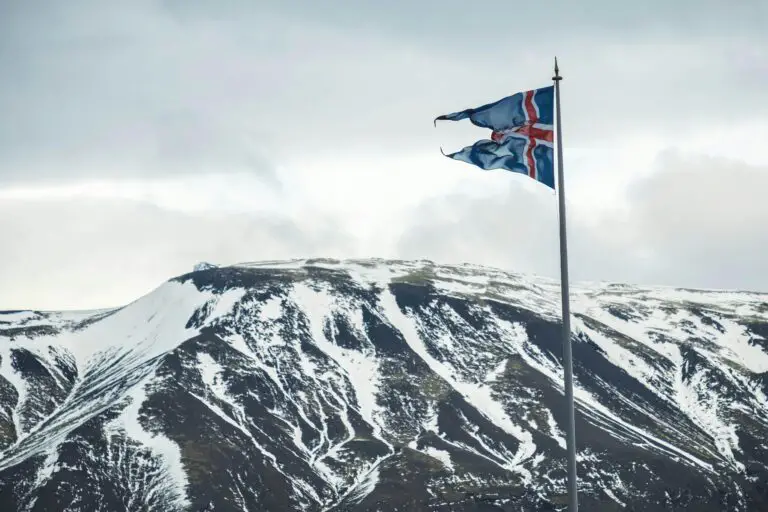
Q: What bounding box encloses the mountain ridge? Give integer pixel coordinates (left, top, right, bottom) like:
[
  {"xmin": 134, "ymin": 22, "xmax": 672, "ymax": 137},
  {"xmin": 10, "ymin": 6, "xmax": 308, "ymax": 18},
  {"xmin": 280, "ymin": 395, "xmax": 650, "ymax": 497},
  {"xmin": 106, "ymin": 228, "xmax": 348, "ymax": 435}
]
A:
[{"xmin": 0, "ymin": 258, "xmax": 766, "ymax": 511}]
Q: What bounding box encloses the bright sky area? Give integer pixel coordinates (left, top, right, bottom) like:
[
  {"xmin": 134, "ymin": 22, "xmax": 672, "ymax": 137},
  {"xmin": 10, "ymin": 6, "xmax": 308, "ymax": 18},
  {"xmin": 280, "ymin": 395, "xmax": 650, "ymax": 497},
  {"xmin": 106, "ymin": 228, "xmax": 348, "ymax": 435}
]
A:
[{"xmin": 1, "ymin": 0, "xmax": 767, "ymax": 309}]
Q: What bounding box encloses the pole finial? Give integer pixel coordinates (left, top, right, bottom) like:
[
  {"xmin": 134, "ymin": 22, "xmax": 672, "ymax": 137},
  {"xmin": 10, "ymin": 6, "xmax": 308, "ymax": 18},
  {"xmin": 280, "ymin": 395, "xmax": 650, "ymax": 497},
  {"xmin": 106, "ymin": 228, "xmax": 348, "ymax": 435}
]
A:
[{"xmin": 553, "ymin": 57, "xmax": 562, "ymax": 81}]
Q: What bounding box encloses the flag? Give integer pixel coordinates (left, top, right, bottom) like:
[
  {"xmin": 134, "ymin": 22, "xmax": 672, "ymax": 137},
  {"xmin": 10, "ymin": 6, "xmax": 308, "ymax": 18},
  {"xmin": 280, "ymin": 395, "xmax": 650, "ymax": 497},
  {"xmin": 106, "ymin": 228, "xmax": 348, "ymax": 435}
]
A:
[{"xmin": 435, "ymin": 86, "xmax": 555, "ymax": 189}]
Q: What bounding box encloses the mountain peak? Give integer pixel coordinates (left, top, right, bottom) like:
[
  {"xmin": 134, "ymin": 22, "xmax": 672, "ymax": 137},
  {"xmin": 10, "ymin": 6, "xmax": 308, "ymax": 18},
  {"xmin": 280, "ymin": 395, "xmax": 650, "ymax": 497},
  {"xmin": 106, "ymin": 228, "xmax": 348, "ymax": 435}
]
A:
[
  {"xmin": 1, "ymin": 259, "xmax": 767, "ymax": 510},
  {"xmin": 192, "ymin": 261, "xmax": 219, "ymax": 272}
]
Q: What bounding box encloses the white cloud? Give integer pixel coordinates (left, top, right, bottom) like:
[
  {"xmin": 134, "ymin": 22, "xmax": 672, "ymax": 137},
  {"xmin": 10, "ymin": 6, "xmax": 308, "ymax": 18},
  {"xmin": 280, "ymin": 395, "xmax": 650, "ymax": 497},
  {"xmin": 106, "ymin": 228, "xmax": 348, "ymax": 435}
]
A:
[
  {"xmin": 1, "ymin": 0, "xmax": 767, "ymax": 308},
  {"xmin": 0, "ymin": 197, "xmax": 353, "ymax": 310},
  {"xmin": 619, "ymin": 151, "xmax": 768, "ymax": 290},
  {"xmin": 2, "ymin": 0, "xmax": 766, "ymax": 183},
  {"xmin": 1, "ymin": 148, "xmax": 766, "ymax": 310},
  {"xmin": 397, "ymin": 151, "xmax": 768, "ymax": 292}
]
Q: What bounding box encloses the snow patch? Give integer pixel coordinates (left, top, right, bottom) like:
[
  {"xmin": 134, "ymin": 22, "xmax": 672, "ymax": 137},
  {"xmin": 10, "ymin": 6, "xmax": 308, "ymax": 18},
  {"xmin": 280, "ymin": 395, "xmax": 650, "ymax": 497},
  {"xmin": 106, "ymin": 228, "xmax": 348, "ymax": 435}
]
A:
[
  {"xmin": 492, "ymin": 316, "xmax": 714, "ymax": 472},
  {"xmin": 484, "ymin": 359, "xmax": 507, "ymax": 383},
  {"xmin": 206, "ymin": 288, "xmax": 248, "ymax": 324},
  {"xmin": 193, "ymin": 261, "xmax": 218, "ymax": 272},
  {"xmin": 378, "ymin": 288, "xmax": 537, "ymax": 482},
  {"xmin": 291, "ymin": 283, "xmax": 385, "ymax": 440},
  {"xmin": 259, "ymin": 296, "xmax": 283, "ymax": 322},
  {"xmin": 0, "ymin": 311, "xmax": 37, "ymax": 323},
  {"xmin": 106, "ymin": 373, "xmax": 191, "ymax": 509},
  {"xmin": 670, "ymin": 346, "xmax": 745, "ymax": 470},
  {"xmin": 423, "ymin": 446, "xmax": 454, "ymax": 471}
]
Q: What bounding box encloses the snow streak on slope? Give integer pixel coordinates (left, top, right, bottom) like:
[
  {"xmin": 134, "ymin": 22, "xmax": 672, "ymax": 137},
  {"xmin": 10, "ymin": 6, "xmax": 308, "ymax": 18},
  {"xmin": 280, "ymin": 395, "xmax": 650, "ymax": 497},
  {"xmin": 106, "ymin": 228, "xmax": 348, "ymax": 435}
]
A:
[
  {"xmin": 377, "ymin": 287, "xmax": 537, "ymax": 482},
  {"xmin": 0, "ymin": 258, "xmax": 766, "ymax": 511},
  {"xmin": 290, "ymin": 282, "xmax": 391, "ymax": 502},
  {"xmin": 0, "ymin": 280, "xmax": 211, "ymax": 493},
  {"xmin": 291, "ymin": 283, "xmax": 386, "ymax": 443},
  {"xmin": 103, "ymin": 373, "xmax": 190, "ymax": 510},
  {"xmin": 497, "ymin": 315, "xmax": 713, "ymax": 472},
  {"xmin": 574, "ymin": 290, "xmax": 767, "ymax": 470}
]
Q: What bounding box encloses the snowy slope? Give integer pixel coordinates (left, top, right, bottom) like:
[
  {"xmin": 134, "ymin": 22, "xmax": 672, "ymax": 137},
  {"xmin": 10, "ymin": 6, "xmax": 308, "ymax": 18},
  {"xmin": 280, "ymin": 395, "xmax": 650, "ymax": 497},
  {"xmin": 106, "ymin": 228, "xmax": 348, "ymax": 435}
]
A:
[{"xmin": 0, "ymin": 258, "xmax": 766, "ymax": 511}]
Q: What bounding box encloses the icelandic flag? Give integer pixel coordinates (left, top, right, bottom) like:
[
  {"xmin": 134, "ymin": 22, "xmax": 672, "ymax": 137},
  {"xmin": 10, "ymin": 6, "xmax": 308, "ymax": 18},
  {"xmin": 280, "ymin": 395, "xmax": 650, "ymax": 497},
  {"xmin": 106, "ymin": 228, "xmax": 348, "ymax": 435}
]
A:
[{"xmin": 435, "ymin": 86, "xmax": 555, "ymax": 189}]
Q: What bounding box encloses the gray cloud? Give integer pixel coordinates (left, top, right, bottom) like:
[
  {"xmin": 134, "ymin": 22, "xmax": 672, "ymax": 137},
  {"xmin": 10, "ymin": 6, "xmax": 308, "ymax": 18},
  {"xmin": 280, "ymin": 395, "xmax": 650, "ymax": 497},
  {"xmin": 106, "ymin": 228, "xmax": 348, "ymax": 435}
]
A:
[
  {"xmin": 1, "ymin": 1, "xmax": 766, "ymax": 307},
  {"xmin": 167, "ymin": 0, "xmax": 768, "ymax": 43},
  {"xmin": 1, "ymin": 0, "xmax": 279, "ymax": 185},
  {"xmin": 1, "ymin": 0, "xmax": 766, "ymax": 185},
  {"xmin": 0, "ymin": 197, "xmax": 353, "ymax": 309},
  {"xmin": 397, "ymin": 152, "xmax": 768, "ymax": 292}
]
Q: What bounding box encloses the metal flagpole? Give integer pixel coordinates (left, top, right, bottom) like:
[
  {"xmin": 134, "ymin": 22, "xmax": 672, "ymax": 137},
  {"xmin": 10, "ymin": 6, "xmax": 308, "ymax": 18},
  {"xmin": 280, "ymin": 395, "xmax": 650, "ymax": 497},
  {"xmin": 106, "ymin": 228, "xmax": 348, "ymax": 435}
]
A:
[{"xmin": 553, "ymin": 57, "xmax": 578, "ymax": 511}]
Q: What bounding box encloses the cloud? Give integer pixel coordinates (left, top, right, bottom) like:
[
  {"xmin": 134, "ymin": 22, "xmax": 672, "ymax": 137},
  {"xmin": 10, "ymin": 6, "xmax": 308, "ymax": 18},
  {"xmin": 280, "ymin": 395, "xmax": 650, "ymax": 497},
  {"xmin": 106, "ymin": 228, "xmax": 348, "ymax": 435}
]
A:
[
  {"xmin": 178, "ymin": 0, "xmax": 767, "ymax": 44},
  {"xmin": 0, "ymin": 0, "xmax": 280, "ymax": 185},
  {"xmin": 619, "ymin": 151, "xmax": 768, "ymax": 290},
  {"xmin": 397, "ymin": 151, "xmax": 768, "ymax": 291},
  {"xmin": 0, "ymin": 197, "xmax": 353, "ymax": 309},
  {"xmin": 1, "ymin": 1, "xmax": 766, "ymax": 308},
  {"xmin": 1, "ymin": 0, "xmax": 766, "ymax": 186},
  {"xmin": 1, "ymin": 150, "xmax": 766, "ymax": 311}
]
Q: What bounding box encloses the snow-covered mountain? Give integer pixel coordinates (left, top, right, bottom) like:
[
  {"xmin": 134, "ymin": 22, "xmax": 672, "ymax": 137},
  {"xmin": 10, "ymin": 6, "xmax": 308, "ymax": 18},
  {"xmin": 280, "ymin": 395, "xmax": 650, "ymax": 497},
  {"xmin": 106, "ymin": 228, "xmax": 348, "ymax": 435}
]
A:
[{"xmin": 0, "ymin": 259, "xmax": 767, "ymax": 511}]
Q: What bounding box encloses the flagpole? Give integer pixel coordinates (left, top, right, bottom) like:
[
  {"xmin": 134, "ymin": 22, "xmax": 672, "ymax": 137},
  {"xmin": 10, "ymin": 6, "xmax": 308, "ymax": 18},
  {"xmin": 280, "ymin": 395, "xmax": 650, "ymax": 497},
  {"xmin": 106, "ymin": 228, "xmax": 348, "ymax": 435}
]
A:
[{"xmin": 553, "ymin": 57, "xmax": 578, "ymax": 511}]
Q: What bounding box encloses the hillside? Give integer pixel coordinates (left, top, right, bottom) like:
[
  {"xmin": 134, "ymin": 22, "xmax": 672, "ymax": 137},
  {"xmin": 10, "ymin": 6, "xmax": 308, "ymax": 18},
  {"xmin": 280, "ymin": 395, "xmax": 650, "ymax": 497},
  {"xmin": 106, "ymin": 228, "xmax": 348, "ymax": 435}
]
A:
[{"xmin": 0, "ymin": 259, "xmax": 766, "ymax": 511}]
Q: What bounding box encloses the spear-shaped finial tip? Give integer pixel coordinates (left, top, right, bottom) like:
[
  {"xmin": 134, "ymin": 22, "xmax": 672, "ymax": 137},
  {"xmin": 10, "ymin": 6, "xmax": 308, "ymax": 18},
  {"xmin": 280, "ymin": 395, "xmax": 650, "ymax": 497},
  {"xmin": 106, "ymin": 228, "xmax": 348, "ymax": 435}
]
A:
[{"xmin": 553, "ymin": 57, "xmax": 562, "ymax": 81}]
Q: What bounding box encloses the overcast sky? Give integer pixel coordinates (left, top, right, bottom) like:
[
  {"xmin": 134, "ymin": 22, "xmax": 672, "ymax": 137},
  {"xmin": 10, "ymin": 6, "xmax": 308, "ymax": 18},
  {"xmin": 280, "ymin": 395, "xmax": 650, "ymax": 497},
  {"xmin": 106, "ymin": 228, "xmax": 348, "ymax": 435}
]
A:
[{"xmin": 1, "ymin": 0, "xmax": 767, "ymax": 309}]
